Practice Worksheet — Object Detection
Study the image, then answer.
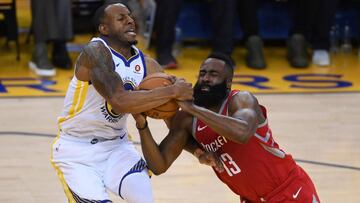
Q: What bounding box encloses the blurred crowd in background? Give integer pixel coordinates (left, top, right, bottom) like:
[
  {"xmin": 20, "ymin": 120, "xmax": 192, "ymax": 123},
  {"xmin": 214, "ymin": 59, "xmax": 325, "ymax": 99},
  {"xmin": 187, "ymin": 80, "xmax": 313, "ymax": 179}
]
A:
[{"xmin": 1, "ymin": 0, "xmax": 360, "ymax": 77}]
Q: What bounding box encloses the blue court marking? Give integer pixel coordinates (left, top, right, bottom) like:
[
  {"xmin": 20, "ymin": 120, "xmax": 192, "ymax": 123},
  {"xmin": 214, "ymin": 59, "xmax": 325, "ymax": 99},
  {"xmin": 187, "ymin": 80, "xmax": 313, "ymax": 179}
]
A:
[{"xmin": 1, "ymin": 131, "xmax": 359, "ymax": 172}]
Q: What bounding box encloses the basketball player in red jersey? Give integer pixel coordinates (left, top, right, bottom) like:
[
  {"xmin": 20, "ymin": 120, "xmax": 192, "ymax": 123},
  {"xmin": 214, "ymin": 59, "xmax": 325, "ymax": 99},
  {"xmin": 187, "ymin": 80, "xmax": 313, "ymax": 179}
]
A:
[{"xmin": 133, "ymin": 52, "xmax": 320, "ymax": 202}]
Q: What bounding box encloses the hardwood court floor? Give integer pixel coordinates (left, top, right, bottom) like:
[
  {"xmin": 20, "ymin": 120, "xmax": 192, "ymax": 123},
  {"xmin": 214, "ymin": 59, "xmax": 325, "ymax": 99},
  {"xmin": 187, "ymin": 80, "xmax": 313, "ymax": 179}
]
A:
[{"xmin": 0, "ymin": 93, "xmax": 359, "ymax": 203}]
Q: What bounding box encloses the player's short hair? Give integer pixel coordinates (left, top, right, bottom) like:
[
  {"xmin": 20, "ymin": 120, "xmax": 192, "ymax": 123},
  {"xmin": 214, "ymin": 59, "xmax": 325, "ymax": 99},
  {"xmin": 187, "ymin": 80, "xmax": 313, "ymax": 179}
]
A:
[
  {"xmin": 93, "ymin": 4, "xmax": 109, "ymax": 31},
  {"xmin": 93, "ymin": 2, "xmax": 131, "ymax": 31},
  {"xmin": 207, "ymin": 52, "xmax": 235, "ymax": 75}
]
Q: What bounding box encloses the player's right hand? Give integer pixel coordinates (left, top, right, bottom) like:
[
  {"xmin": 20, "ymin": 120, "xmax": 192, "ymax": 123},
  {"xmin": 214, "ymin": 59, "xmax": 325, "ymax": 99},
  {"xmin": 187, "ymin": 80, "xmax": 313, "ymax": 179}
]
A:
[
  {"xmin": 132, "ymin": 113, "xmax": 147, "ymax": 130},
  {"xmin": 173, "ymin": 77, "xmax": 193, "ymax": 101},
  {"xmin": 194, "ymin": 149, "xmax": 224, "ymax": 173}
]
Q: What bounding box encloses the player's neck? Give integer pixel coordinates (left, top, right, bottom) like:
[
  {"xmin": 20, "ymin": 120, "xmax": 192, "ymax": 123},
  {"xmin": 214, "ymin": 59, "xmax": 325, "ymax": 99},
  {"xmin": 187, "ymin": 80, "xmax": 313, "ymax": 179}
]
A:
[{"xmin": 105, "ymin": 37, "xmax": 133, "ymax": 59}]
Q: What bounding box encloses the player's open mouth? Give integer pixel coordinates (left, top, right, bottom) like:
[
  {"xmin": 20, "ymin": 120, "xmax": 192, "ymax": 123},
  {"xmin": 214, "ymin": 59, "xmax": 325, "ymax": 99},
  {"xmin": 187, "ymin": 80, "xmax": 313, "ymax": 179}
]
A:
[
  {"xmin": 126, "ymin": 28, "xmax": 136, "ymax": 36},
  {"xmin": 201, "ymin": 86, "xmax": 210, "ymax": 91},
  {"xmin": 126, "ymin": 31, "xmax": 136, "ymax": 36}
]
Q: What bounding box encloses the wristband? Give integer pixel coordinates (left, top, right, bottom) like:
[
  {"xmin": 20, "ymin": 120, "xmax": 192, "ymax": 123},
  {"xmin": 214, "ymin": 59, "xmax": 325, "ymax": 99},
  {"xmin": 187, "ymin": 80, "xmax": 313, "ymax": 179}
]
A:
[{"xmin": 136, "ymin": 120, "xmax": 148, "ymax": 131}]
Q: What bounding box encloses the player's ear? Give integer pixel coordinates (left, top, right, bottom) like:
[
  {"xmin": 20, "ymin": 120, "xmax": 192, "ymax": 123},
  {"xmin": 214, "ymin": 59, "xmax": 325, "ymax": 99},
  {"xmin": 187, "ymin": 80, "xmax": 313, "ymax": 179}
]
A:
[
  {"xmin": 99, "ymin": 24, "xmax": 109, "ymax": 35},
  {"xmin": 226, "ymin": 78, "xmax": 232, "ymax": 89}
]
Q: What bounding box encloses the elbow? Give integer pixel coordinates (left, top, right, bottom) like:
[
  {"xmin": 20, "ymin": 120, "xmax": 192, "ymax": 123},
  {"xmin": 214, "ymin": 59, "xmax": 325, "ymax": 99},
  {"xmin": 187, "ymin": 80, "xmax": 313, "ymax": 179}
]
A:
[
  {"xmin": 232, "ymin": 126, "xmax": 253, "ymax": 144},
  {"xmin": 239, "ymin": 133, "xmax": 252, "ymax": 144},
  {"xmin": 108, "ymin": 97, "xmax": 133, "ymax": 114},
  {"xmin": 151, "ymin": 169, "xmax": 166, "ymax": 176},
  {"xmin": 149, "ymin": 165, "xmax": 168, "ymax": 175},
  {"xmin": 146, "ymin": 158, "xmax": 170, "ymax": 175},
  {"xmin": 239, "ymin": 121, "xmax": 258, "ymax": 144}
]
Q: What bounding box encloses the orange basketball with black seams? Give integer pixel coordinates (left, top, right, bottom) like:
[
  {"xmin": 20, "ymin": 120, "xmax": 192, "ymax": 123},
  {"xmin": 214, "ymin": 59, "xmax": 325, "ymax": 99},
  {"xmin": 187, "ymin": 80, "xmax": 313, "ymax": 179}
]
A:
[{"xmin": 139, "ymin": 72, "xmax": 179, "ymax": 119}]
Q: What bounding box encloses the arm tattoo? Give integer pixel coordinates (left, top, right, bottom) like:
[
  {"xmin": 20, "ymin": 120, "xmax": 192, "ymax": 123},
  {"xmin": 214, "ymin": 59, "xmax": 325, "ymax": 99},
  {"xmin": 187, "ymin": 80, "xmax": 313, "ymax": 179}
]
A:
[{"xmin": 82, "ymin": 42, "xmax": 124, "ymax": 100}]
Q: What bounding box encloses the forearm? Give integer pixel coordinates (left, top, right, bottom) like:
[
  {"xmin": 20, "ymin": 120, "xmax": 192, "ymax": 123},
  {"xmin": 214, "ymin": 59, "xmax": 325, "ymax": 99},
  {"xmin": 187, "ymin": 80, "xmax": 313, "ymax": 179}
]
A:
[
  {"xmin": 138, "ymin": 125, "xmax": 170, "ymax": 175},
  {"xmin": 186, "ymin": 105, "xmax": 250, "ymax": 143},
  {"xmin": 184, "ymin": 136, "xmax": 201, "ymax": 155},
  {"xmin": 135, "ymin": 114, "xmax": 190, "ymax": 175},
  {"xmin": 184, "ymin": 137, "xmax": 207, "ymax": 161},
  {"xmin": 111, "ymin": 86, "xmax": 176, "ymax": 114}
]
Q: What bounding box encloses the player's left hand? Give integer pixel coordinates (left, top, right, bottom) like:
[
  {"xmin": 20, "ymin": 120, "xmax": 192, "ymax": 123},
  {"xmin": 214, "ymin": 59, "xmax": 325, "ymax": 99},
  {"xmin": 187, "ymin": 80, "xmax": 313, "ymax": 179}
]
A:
[{"xmin": 194, "ymin": 149, "xmax": 224, "ymax": 172}]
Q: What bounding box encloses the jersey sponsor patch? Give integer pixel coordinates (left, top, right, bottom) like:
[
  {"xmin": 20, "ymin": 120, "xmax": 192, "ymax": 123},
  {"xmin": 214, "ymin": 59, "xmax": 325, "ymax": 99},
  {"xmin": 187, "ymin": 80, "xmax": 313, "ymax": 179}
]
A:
[{"xmin": 135, "ymin": 64, "xmax": 141, "ymax": 72}]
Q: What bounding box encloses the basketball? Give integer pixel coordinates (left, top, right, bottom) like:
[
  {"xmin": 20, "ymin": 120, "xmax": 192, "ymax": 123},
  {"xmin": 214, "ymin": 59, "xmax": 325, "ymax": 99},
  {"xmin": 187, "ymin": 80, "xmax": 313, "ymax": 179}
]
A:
[{"xmin": 138, "ymin": 72, "xmax": 179, "ymax": 119}]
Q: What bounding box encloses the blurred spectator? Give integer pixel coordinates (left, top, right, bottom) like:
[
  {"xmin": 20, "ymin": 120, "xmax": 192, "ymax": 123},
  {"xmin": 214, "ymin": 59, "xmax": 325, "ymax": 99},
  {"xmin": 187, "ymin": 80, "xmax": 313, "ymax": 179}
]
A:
[
  {"xmin": 29, "ymin": 0, "xmax": 73, "ymax": 77},
  {"xmin": 154, "ymin": 0, "xmax": 266, "ymax": 70},
  {"xmin": 212, "ymin": 0, "xmax": 266, "ymax": 69},
  {"xmin": 287, "ymin": 0, "xmax": 339, "ymax": 68},
  {"xmin": 153, "ymin": 0, "xmax": 181, "ymax": 69}
]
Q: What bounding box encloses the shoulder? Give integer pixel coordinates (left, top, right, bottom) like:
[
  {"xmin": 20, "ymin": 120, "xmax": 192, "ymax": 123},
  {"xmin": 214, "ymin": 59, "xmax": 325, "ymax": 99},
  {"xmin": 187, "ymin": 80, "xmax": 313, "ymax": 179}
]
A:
[
  {"xmin": 79, "ymin": 41, "xmax": 111, "ymax": 64},
  {"xmin": 229, "ymin": 90, "xmax": 259, "ymax": 110},
  {"xmin": 229, "ymin": 90, "xmax": 265, "ymax": 121},
  {"xmin": 83, "ymin": 40, "xmax": 109, "ymax": 56},
  {"xmin": 75, "ymin": 41, "xmax": 112, "ymax": 81},
  {"xmin": 233, "ymin": 91, "xmax": 258, "ymax": 104},
  {"xmin": 144, "ymin": 56, "xmax": 163, "ymax": 75}
]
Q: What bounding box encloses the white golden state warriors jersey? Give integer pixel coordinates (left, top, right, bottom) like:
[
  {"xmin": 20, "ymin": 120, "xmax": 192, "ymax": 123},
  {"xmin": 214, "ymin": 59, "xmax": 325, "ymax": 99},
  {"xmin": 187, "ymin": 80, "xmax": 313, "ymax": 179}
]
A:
[{"xmin": 58, "ymin": 37, "xmax": 147, "ymax": 139}]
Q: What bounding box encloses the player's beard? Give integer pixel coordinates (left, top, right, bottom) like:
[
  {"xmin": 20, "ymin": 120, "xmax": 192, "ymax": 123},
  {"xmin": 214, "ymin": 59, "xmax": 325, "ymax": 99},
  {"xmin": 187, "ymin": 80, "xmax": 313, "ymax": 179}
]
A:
[
  {"xmin": 128, "ymin": 39, "xmax": 138, "ymax": 46},
  {"xmin": 193, "ymin": 80, "xmax": 229, "ymax": 108},
  {"xmin": 116, "ymin": 33, "xmax": 138, "ymax": 46},
  {"xmin": 120, "ymin": 36, "xmax": 137, "ymax": 46}
]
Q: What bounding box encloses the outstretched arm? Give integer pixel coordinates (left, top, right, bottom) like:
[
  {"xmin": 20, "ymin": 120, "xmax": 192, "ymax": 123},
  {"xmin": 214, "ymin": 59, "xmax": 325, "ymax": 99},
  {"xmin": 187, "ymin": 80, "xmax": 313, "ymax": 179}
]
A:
[
  {"xmin": 75, "ymin": 41, "xmax": 193, "ymax": 114},
  {"xmin": 133, "ymin": 112, "xmax": 224, "ymax": 175},
  {"xmin": 133, "ymin": 112, "xmax": 192, "ymax": 175},
  {"xmin": 177, "ymin": 91, "xmax": 259, "ymax": 144}
]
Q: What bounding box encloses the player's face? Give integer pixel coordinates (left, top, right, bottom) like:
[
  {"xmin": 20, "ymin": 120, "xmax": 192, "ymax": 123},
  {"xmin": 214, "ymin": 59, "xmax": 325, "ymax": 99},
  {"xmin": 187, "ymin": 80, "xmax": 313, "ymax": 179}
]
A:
[
  {"xmin": 193, "ymin": 58, "xmax": 229, "ymax": 107},
  {"xmin": 104, "ymin": 4, "xmax": 137, "ymax": 45},
  {"xmin": 197, "ymin": 58, "xmax": 228, "ymax": 88}
]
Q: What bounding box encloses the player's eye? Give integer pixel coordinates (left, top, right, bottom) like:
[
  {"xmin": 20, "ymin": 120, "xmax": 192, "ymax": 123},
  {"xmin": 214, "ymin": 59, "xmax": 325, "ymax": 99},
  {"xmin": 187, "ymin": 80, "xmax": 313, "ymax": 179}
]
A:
[{"xmin": 117, "ymin": 15, "xmax": 125, "ymax": 21}]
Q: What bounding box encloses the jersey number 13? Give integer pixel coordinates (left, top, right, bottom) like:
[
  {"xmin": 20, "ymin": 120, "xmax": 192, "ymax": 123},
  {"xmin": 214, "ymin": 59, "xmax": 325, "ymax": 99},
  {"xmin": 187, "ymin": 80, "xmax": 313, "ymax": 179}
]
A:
[{"xmin": 220, "ymin": 153, "xmax": 241, "ymax": 176}]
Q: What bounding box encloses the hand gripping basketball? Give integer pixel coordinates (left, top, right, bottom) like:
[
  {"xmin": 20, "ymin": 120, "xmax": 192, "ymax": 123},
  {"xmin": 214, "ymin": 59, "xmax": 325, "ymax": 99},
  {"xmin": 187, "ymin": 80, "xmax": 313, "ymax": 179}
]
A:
[{"xmin": 138, "ymin": 72, "xmax": 179, "ymax": 119}]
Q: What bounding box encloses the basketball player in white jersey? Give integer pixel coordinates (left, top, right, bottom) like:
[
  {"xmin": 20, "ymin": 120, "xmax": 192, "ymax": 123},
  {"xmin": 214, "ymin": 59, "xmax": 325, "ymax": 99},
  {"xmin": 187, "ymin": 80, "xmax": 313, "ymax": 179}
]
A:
[{"xmin": 50, "ymin": 3, "xmax": 194, "ymax": 203}]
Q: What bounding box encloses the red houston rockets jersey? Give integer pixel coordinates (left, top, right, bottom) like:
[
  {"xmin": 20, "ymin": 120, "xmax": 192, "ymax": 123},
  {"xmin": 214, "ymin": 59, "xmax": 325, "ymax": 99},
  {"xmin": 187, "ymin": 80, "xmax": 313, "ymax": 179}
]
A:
[{"xmin": 193, "ymin": 90, "xmax": 298, "ymax": 202}]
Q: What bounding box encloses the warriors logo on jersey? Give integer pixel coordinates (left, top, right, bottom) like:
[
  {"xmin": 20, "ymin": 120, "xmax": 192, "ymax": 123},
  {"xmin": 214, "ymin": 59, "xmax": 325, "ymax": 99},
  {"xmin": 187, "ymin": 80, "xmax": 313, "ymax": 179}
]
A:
[
  {"xmin": 100, "ymin": 80, "xmax": 137, "ymax": 123},
  {"xmin": 122, "ymin": 80, "xmax": 136, "ymax": 91},
  {"xmin": 100, "ymin": 101, "xmax": 122, "ymax": 123}
]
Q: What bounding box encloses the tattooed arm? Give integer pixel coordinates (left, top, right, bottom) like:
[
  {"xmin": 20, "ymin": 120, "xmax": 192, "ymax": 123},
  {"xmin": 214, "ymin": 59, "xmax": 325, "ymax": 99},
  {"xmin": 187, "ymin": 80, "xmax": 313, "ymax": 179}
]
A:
[{"xmin": 75, "ymin": 41, "xmax": 193, "ymax": 114}]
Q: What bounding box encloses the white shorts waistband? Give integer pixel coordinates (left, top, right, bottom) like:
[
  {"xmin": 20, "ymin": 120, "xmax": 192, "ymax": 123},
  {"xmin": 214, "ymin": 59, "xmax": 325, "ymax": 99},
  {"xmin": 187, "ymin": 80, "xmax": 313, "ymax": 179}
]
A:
[{"xmin": 59, "ymin": 131, "xmax": 122, "ymax": 144}]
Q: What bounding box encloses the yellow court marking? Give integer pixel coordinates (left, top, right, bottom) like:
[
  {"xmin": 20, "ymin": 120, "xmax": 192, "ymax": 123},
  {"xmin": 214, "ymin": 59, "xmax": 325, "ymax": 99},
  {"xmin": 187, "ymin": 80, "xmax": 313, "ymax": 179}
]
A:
[
  {"xmin": 0, "ymin": 46, "xmax": 359, "ymax": 97},
  {"xmin": 1, "ymin": 0, "xmax": 358, "ymax": 96}
]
